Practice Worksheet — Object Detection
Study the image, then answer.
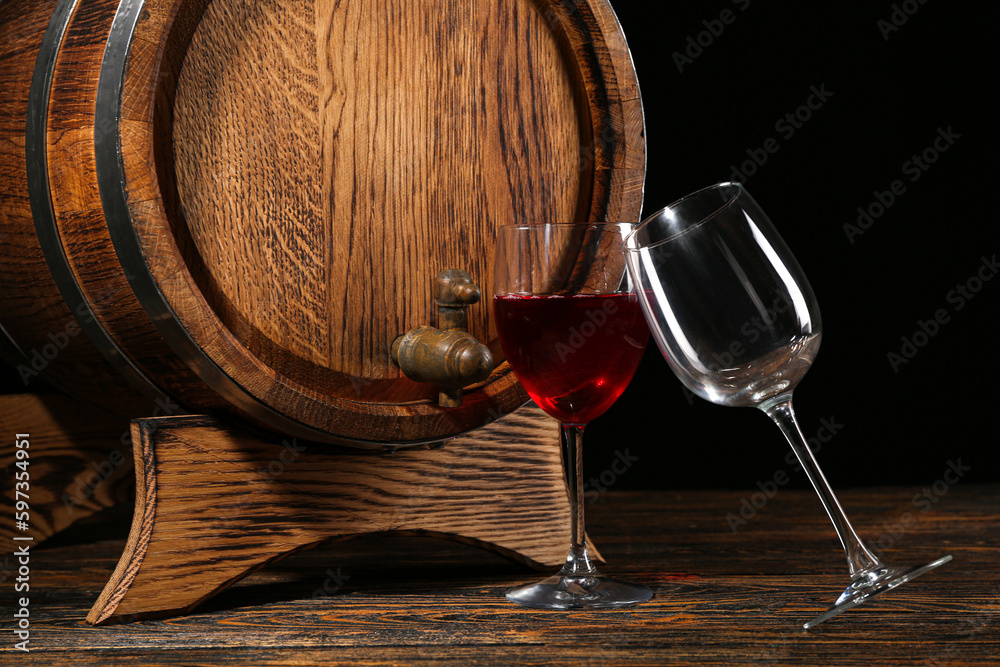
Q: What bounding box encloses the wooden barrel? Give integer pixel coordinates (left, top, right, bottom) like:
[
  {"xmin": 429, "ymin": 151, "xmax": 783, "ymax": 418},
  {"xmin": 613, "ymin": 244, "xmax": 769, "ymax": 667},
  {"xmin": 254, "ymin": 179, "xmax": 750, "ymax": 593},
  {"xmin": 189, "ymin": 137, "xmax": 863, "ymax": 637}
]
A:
[{"xmin": 0, "ymin": 0, "xmax": 645, "ymax": 446}]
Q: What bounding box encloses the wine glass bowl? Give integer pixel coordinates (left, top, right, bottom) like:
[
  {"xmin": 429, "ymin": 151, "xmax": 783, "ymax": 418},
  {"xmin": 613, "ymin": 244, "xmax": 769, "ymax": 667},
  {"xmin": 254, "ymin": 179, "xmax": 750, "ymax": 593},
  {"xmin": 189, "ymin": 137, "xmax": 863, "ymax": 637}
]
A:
[
  {"xmin": 625, "ymin": 183, "xmax": 951, "ymax": 628},
  {"xmin": 493, "ymin": 223, "xmax": 652, "ymax": 610},
  {"xmin": 627, "ymin": 183, "xmax": 822, "ymax": 410},
  {"xmin": 493, "ymin": 292, "xmax": 647, "ymax": 424}
]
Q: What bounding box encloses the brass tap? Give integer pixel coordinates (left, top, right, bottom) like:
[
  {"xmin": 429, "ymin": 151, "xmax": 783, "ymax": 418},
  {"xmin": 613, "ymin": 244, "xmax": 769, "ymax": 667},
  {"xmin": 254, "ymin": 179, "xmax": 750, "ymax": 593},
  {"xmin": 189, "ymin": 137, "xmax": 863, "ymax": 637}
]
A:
[{"xmin": 391, "ymin": 269, "xmax": 494, "ymax": 407}]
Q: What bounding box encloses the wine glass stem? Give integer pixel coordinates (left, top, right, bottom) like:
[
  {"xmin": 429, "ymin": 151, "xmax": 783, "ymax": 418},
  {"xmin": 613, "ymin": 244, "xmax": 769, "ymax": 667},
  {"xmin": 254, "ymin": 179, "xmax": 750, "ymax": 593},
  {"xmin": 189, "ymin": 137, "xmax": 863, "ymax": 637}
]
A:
[
  {"xmin": 560, "ymin": 423, "xmax": 598, "ymax": 577},
  {"xmin": 764, "ymin": 398, "xmax": 882, "ymax": 578}
]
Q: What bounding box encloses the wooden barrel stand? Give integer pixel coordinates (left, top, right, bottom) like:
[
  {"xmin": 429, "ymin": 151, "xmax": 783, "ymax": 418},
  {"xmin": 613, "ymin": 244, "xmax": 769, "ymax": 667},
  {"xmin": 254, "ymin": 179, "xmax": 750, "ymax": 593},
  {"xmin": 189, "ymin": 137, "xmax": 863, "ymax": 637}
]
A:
[
  {"xmin": 88, "ymin": 405, "xmax": 584, "ymax": 624},
  {"xmin": 0, "ymin": 395, "xmax": 591, "ymax": 623}
]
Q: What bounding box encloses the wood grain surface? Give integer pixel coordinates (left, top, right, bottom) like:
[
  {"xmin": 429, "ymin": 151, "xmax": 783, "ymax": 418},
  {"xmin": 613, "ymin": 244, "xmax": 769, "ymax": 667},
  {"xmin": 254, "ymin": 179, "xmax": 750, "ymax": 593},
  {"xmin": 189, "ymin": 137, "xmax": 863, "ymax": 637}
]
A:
[
  {"xmin": 3, "ymin": 486, "xmax": 996, "ymax": 665},
  {"xmin": 172, "ymin": 0, "xmax": 585, "ymax": 382},
  {"xmin": 0, "ymin": 393, "xmax": 131, "ymax": 542},
  {"xmin": 87, "ymin": 404, "xmax": 585, "ymax": 624}
]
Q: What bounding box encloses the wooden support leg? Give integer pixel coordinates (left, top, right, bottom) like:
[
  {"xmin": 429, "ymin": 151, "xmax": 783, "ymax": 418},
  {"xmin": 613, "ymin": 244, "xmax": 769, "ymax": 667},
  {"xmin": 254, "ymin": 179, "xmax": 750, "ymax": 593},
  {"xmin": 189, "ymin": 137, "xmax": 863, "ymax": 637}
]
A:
[
  {"xmin": 89, "ymin": 406, "xmax": 593, "ymax": 624},
  {"xmin": 0, "ymin": 394, "xmax": 131, "ymax": 543}
]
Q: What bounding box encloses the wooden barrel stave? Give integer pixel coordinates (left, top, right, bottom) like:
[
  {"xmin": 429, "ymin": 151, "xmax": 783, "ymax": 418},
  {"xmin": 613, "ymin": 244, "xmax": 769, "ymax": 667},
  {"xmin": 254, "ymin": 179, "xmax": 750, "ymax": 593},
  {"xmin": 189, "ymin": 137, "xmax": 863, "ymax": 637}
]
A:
[
  {"xmin": 0, "ymin": 0, "xmax": 153, "ymax": 415},
  {"xmin": 43, "ymin": 0, "xmax": 230, "ymax": 418}
]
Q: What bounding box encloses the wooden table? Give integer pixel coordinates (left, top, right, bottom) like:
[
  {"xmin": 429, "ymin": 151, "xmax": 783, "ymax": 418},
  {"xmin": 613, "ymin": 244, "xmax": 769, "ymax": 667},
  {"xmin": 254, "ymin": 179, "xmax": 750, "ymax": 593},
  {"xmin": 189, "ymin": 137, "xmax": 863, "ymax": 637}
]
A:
[{"xmin": 5, "ymin": 485, "xmax": 998, "ymax": 665}]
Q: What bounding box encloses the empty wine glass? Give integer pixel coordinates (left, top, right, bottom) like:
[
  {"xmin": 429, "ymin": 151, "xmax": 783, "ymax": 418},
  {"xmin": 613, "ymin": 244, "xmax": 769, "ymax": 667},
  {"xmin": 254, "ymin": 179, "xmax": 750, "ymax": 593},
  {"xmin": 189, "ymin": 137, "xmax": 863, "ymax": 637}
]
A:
[
  {"xmin": 493, "ymin": 223, "xmax": 652, "ymax": 609},
  {"xmin": 624, "ymin": 182, "xmax": 951, "ymax": 628}
]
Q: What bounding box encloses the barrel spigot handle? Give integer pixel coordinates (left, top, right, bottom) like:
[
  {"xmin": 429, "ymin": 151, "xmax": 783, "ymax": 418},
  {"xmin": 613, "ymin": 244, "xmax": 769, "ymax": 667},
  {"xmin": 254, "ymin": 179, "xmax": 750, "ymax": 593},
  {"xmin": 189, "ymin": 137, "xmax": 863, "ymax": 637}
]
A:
[{"xmin": 391, "ymin": 269, "xmax": 494, "ymax": 407}]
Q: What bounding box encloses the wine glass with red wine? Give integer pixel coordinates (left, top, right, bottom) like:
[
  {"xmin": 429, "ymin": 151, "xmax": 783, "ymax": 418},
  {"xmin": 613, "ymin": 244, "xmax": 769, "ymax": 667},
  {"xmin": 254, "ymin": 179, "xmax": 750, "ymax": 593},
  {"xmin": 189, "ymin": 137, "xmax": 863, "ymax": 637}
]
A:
[
  {"xmin": 493, "ymin": 222, "xmax": 652, "ymax": 609},
  {"xmin": 624, "ymin": 182, "xmax": 951, "ymax": 628}
]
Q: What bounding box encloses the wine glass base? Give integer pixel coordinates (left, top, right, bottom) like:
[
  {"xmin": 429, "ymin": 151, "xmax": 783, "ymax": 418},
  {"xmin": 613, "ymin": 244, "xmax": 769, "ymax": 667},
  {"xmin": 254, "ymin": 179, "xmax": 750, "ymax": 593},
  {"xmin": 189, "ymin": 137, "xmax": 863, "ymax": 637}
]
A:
[
  {"xmin": 804, "ymin": 554, "xmax": 952, "ymax": 629},
  {"xmin": 506, "ymin": 573, "xmax": 654, "ymax": 610}
]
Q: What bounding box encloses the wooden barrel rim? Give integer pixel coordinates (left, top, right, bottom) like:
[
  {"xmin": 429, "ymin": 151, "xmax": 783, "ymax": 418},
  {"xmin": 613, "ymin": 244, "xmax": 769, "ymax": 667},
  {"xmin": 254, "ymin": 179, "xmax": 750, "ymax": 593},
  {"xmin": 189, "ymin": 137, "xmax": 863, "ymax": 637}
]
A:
[
  {"xmin": 95, "ymin": 0, "xmax": 644, "ymax": 445},
  {"xmin": 25, "ymin": 0, "xmax": 172, "ymax": 409}
]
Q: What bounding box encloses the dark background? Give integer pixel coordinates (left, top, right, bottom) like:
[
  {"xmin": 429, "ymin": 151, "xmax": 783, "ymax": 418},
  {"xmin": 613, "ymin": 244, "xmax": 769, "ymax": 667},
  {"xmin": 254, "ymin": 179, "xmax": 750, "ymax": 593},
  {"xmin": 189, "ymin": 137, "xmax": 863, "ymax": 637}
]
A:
[
  {"xmin": 1, "ymin": 0, "xmax": 995, "ymax": 491},
  {"xmin": 586, "ymin": 0, "xmax": 998, "ymax": 489}
]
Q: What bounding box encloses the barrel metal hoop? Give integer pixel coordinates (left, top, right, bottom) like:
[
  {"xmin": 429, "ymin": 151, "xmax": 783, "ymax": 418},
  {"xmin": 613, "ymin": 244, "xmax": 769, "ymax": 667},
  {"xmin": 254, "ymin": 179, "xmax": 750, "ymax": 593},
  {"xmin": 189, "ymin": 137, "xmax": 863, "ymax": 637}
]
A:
[
  {"xmin": 96, "ymin": 0, "xmax": 382, "ymax": 445},
  {"xmin": 0, "ymin": 320, "xmax": 29, "ymax": 366},
  {"xmin": 26, "ymin": 0, "xmax": 172, "ymax": 408}
]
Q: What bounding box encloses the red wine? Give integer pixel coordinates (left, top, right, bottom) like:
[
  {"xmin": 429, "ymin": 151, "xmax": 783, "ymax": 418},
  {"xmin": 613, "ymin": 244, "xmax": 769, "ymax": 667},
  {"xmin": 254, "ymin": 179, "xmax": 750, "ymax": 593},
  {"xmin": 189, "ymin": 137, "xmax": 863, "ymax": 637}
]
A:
[{"xmin": 493, "ymin": 293, "xmax": 648, "ymax": 424}]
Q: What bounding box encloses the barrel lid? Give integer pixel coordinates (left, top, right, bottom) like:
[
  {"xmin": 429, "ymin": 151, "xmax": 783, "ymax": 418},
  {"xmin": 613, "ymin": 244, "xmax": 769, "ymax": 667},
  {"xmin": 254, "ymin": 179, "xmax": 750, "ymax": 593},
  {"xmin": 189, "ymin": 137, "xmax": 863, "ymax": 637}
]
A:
[{"xmin": 107, "ymin": 0, "xmax": 644, "ymax": 445}]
